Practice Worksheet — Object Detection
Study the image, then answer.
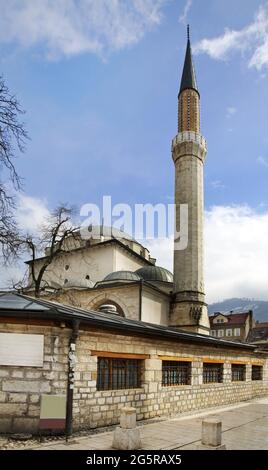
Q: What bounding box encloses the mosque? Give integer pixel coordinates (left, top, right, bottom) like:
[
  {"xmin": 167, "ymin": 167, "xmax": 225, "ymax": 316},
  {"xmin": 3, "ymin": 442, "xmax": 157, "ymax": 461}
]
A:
[{"xmin": 0, "ymin": 29, "xmax": 267, "ymax": 435}]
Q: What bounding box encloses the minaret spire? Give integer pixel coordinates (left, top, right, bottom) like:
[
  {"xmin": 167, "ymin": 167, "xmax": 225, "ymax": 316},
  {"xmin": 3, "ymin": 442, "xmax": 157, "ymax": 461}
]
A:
[{"xmin": 179, "ymin": 25, "xmax": 198, "ymax": 97}]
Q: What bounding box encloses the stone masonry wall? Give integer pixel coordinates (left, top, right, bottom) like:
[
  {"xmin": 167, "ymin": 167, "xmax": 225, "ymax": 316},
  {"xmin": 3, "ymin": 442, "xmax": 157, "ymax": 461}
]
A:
[
  {"xmin": 0, "ymin": 322, "xmax": 70, "ymax": 433},
  {"xmin": 0, "ymin": 321, "xmax": 268, "ymax": 434},
  {"xmin": 73, "ymin": 328, "xmax": 268, "ymax": 430}
]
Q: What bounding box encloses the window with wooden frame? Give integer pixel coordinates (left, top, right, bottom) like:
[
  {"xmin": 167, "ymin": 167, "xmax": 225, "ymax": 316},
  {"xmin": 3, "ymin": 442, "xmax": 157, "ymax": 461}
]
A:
[
  {"xmin": 252, "ymin": 365, "xmax": 263, "ymax": 381},
  {"xmin": 97, "ymin": 357, "xmax": 142, "ymax": 391},
  {"xmin": 203, "ymin": 363, "xmax": 223, "ymax": 384},
  {"xmin": 231, "ymin": 364, "xmax": 246, "ymax": 381},
  {"xmin": 162, "ymin": 361, "xmax": 191, "ymax": 386}
]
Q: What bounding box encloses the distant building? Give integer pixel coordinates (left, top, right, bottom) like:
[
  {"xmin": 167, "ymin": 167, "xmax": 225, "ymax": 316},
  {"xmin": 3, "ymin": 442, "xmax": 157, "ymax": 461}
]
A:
[
  {"xmin": 247, "ymin": 322, "xmax": 268, "ymax": 350},
  {"xmin": 209, "ymin": 311, "xmax": 254, "ymax": 342}
]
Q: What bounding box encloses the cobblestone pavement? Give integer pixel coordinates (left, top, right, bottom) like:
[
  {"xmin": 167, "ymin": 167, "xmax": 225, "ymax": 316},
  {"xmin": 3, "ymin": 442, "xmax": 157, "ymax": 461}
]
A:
[{"xmin": 18, "ymin": 397, "xmax": 268, "ymax": 450}]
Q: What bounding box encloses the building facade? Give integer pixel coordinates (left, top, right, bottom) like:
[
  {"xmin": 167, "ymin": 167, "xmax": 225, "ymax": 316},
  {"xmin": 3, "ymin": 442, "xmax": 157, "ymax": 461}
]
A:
[{"xmin": 210, "ymin": 311, "xmax": 254, "ymax": 342}]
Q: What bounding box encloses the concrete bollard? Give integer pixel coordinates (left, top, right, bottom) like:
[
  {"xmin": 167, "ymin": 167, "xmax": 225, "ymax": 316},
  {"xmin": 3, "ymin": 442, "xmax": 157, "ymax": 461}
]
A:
[
  {"xmin": 112, "ymin": 407, "xmax": 141, "ymax": 450},
  {"xmin": 197, "ymin": 419, "xmax": 226, "ymax": 450}
]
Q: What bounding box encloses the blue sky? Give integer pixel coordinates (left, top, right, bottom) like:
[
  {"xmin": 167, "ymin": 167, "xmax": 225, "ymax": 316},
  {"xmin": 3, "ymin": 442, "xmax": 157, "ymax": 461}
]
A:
[
  {"xmin": 1, "ymin": 0, "xmax": 267, "ymax": 209},
  {"xmin": 1, "ymin": 0, "xmax": 268, "ymax": 301}
]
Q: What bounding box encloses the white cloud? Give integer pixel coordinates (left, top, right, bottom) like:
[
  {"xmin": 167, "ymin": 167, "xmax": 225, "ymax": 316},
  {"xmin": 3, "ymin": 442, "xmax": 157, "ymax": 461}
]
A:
[
  {"xmin": 15, "ymin": 194, "xmax": 50, "ymax": 232},
  {"xmin": 257, "ymin": 156, "xmax": 268, "ymax": 168},
  {"xmin": 211, "ymin": 180, "xmax": 226, "ymax": 190},
  {"xmin": 0, "ymin": 194, "xmax": 50, "ymax": 289},
  {"xmin": 226, "ymin": 106, "xmax": 237, "ymax": 117},
  {"xmin": 179, "ymin": 0, "xmax": 192, "ymax": 25},
  {"xmin": 0, "ymin": 0, "xmax": 168, "ymax": 59},
  {"xmin": 194, "ymin": 4, "xmax": 268, "ymax": 70},
  {"xmin": 145, "ymin": 205, "xmax": 268, "ymax": 303}
]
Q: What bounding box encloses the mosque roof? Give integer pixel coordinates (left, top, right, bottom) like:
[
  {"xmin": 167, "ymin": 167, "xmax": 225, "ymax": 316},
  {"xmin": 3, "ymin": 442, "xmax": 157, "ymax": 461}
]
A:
[{"xmin": 135, "ymin": 266, "xmax": 173, "ymax": 283}]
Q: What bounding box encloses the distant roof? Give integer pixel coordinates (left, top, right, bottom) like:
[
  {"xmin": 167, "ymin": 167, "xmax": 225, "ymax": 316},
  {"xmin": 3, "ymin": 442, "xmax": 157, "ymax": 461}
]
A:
[
  {"xmin": 135, "ymin": 266, "xmax": 173, "ymax": 283},
  {"xmin": 179, "ymin": 26, "xmax": 199, "ymax": 97},
  {"xmin": 0, "ymin": 292, "xmax": 255, "ymax": 351},
  {"xmin": 210, "ymin": 312, "xmax": 251, "ymax": 326}
]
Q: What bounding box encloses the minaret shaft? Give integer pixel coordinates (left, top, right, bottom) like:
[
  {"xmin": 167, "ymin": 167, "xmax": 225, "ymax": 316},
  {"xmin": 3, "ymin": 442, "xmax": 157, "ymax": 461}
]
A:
[{"xmin": 170, "ymin": 28, "xmax": 210, "ymax": 335}]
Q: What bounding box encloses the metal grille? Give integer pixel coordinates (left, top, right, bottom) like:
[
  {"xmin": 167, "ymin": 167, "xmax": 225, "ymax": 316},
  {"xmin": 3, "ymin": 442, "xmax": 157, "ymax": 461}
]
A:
[
  {"xmin": 252, "ymin": 365, "xmax": 263, "ymax": 381},
  {"xmin": 97, "ymin": 357, "xmax": 141, "ymax": 391},
  {"xmin": 162, "ymin": 361, "xmax": 191, "ymax": 386},
  {"xmin": 231, "ymin": 364, "xmax": 246, "ymax": 382},
  {"xmin": 203, "ymin": 363, "xmax": 223, "ymax": 383}
]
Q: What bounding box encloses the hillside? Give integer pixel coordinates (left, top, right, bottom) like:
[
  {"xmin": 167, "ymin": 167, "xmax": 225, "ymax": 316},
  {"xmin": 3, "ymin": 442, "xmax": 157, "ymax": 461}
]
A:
[{"xmin": 208, "ymin": 298, "xmax": 268, "ymax": 322}]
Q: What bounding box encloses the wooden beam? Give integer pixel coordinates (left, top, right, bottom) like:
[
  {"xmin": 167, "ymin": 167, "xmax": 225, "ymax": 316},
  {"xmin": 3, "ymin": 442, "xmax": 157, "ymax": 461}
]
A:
[
  {"xmin": 158, "ymin": 355, "xmax": 193, "ymax": 362},
  {"xmin": 91, "ymin": 350, "xmax": 150, "ymax": 359},
  {"xmin": 202, "ymin": 358, "xmax": 225, "ymax": 364},
  {"xmin": 230, "ymin": 360, "xmax": 249, "ymax": 365}
]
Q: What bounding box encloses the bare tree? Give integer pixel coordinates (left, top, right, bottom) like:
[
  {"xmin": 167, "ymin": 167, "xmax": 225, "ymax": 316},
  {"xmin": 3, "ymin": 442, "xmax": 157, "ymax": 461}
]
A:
[
  {"xmin": 0, "ymin": 75, "xmax": 28, "ymax": 261},
  {"xmin": 22, "ymin": 205, "xmax": 79, "ymax": 297}
]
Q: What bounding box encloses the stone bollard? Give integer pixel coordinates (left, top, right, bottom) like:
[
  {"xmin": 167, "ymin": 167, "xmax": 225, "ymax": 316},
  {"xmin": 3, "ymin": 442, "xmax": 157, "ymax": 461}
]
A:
[
  {"xmin": 197, "ymin": 419, "xmax": 226, "ymax": 450},
  {"xmin": 112, "ymin": 407, "xmax": 141, "ymax": 450}
]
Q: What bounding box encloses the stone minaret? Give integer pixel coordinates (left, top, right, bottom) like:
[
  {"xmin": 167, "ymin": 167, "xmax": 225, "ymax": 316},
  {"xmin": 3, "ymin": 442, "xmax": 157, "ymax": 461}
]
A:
[{"xmin": 170, "ymin": 26, "xmax": 210, "ymax": 335}]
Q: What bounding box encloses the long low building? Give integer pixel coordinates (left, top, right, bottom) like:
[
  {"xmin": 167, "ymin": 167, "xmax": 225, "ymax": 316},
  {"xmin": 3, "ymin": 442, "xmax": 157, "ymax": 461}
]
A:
[{"xmin": 0, "ymin": 292, "xmax": 267, "ymax": 434}]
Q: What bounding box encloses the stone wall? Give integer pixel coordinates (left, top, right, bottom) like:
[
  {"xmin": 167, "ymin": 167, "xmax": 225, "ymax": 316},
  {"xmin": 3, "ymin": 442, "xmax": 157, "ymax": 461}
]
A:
[
  {"xmin": 0, "ymin": 322, "xmax": 69, "ymax": 433},
  {"xmin": 0, "ymin": 321, "xmax": 267, "ymax": 434},
  {"xmin": 73, "ymin": 328, "xmax": 268, "ymax": 430}
]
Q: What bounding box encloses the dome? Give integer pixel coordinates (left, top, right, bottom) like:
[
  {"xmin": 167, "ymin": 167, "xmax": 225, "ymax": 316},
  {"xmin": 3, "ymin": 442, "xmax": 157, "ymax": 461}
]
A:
[
  {"xmin": 64, "ymin": 278, "xmax": 94, "ymax": 288},
  {"xmin": 135, "ymin": 266, "xmax": 173, "ymax": 283},
  {"xmin": 103, "ymin": 270, "xmax": 141, "ymax": 282},
  {"xmin": 85, "ymin": 225, "xmax": 133, "ymax": 241}
]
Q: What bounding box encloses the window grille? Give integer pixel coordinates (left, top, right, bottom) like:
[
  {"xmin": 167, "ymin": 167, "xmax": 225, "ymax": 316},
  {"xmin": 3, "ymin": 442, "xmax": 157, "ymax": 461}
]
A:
[
  {"xmin": 231, "ymin": 364, "xmax": 246, "ymax": 381},
  {"xmin": 203, "ymin": 363, "xmax": 223, "ymax": 383},
  {"xmin": 97, "ymin": 357, "xmax": 142, "ymax": 391},
  {"xmin": 162, "ymin": 361, "xmax": 191, "ymax": 386},
  {"xmin": 252, "ymin": 365, "xmax": 262, "ymax": 381}
]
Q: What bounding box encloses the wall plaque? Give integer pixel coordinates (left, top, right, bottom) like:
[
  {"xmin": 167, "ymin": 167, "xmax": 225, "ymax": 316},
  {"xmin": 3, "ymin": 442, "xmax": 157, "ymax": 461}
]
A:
[{"xmin": 0, "ymin": 333, "xmax": 44, "ymax": 367}]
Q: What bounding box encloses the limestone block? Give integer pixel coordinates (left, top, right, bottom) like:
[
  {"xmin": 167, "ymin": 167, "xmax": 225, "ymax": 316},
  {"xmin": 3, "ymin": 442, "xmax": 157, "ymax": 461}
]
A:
[
  {"xmin": 120, "ymin": 407, "xmax": 137, "ymax": 429},
  {"xmin": 112, "ymin": 426, "xmax": 141, "ymax": 450},
  {"xmin": 2, "ymin": 380, "xmax": 50, "ymax": 393},
  {"xmin": 202, "ymin": 419, "xmax": 222, "ymax": 447}
]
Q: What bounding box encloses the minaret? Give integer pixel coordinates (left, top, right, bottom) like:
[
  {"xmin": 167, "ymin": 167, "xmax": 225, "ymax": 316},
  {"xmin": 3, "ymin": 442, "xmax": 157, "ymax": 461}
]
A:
[{"xmin": 170, "ymin": 26, "xmax": 210, "ymax": 335}]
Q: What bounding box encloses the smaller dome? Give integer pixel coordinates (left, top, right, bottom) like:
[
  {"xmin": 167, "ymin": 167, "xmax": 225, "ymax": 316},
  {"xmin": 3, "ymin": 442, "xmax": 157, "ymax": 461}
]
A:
[
  {"xmin": 103, "ymin": 270, "xmax": 141, "ymax": 282},
  {"xmin": 64, "ymin": 278, "xmax": 94, "ymax": 288},
  {"xmin": 135, "ymin": 266, "xmax": 173, "ymax": 283}
]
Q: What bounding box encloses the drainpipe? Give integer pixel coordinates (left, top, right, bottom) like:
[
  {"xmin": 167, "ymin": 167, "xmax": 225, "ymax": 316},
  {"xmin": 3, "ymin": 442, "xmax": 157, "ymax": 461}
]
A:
[
  {"xmin": 65, "ymin": 319, "xmax": 80, "ymax": 441},
  {"xmin": 139, "ymin": 280, "xmax": 143, "ymax": 321}
]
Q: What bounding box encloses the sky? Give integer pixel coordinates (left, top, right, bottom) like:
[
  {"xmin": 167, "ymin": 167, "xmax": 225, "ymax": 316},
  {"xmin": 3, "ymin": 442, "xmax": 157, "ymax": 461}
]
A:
[{"xmin": 0, "ymin": 0, "xmax": 268, "ymax": 303}]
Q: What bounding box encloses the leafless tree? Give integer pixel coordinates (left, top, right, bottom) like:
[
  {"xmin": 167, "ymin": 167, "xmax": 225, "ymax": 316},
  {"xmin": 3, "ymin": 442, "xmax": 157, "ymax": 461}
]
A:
[
  {"xmin": 21, "ymin": 205, "xmax": 79, "ymax": 297},
  {"xmin": 0, "ymin": 75, "xmax": 28, "ymax": 261}
]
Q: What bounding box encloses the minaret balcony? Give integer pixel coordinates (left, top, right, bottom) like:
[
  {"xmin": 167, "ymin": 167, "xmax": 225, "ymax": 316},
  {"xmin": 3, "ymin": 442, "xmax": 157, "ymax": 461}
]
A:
[{"xmin": 172, "ymin": 131, "xmax": 207, "ymax": 150}]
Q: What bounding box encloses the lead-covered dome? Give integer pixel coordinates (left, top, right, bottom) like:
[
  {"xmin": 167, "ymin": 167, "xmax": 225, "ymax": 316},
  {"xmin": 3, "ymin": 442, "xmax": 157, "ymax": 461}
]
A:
[
  {"xmin": 103, "ymin": 271, "xmax": 141, "ymax": 282},
  {"xmin": 135, "ymin": 266, "xmax": 173, "ymax": 283}
]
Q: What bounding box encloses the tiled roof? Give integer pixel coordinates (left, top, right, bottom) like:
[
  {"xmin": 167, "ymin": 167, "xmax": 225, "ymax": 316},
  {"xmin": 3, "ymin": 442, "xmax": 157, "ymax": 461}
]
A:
[{"xmin": 210, "ymin": 312, "xmax": 250, "ymax": 326}]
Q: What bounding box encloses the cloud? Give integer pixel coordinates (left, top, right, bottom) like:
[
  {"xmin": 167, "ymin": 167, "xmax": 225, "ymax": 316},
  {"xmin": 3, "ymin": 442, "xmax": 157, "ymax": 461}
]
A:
[
  {"xmin": 145, "ymin": 205, "xmax": 268, "ymax": 303},
  {"xmin": 257, "ymin": 156, "xmax": 268, "ymax": 168},
  {"xmin": 15, "ymin": 194, "xmax": 50, "ymax": 233},
  {"xmin": 0, "ymin": 194, "xmax": 50, "ymax": 289},
  {"xmin": 179, "ymin": 0, "xmax": 192, "ymax": 25},
  {"xmin": 194, "ymin": 4, "xmax": 268, "ymax": 70},
  {"xmin": 0, "ymin": 0, "xmax": 168, "ymax": 59},
  {"xmin": 226, "ymin": 106, "xmax": 237, "ymax": 117},
  {"xmin": 211, "ymin": 180, "xmax": 226, "ymax": 190}
]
